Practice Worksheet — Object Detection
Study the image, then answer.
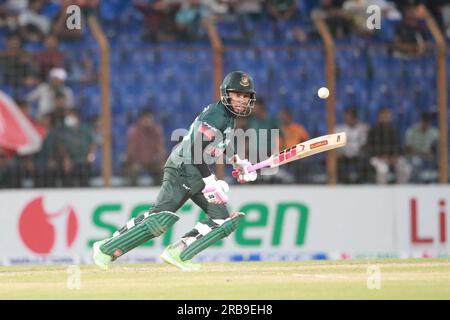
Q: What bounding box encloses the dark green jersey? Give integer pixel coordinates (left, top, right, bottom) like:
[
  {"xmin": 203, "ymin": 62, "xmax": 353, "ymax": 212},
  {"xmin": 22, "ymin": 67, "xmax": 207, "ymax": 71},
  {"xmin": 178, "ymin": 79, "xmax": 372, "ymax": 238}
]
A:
[{"xmin": 168, "ymin": 102, "xmax": 236, "ymax": 169}]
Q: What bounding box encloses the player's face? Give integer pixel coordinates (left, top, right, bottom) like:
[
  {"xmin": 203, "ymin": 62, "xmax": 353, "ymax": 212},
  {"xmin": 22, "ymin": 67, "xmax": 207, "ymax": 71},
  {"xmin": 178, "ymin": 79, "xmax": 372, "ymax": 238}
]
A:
[{"xmin": 228, "ymin": 91, "xmax": 251, "ymax": 114}]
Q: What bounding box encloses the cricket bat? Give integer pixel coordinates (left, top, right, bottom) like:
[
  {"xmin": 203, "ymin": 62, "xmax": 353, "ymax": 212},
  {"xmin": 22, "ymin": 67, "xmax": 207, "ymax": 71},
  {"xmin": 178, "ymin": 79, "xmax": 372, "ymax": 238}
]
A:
[{"xmin": 232, "ymin": 132, "xmax": 347, "ymax": 175}]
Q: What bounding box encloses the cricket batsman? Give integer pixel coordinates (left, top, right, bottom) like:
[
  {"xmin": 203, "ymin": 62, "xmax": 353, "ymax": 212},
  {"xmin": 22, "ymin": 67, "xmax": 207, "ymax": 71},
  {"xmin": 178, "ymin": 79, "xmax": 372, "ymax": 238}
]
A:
[{"xmin": 93, "ymin": 71, "xmax": 258, "ymax": 271}]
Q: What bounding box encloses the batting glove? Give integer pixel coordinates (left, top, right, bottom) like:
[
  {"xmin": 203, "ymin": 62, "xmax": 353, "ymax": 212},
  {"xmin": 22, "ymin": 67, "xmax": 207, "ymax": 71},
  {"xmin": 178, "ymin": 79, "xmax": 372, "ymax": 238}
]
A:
[
  {"xmin": 202, "ymin": 175, "xmax": 229, "ymax": 204},
  {"xmin": 231, "ymin": 155, "xmax": 257, "ymax": 184}
]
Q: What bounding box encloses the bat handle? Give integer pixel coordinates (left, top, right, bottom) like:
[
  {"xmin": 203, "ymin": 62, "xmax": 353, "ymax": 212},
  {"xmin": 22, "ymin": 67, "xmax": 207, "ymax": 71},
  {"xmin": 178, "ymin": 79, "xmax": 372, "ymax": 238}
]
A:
[
  {"xmin": 246, "ymin": 159, "xmax": 271, "ymax": 173},
  {"xmin": 231, "ymin": 159, "xmax": 271, "ymax": 177}
]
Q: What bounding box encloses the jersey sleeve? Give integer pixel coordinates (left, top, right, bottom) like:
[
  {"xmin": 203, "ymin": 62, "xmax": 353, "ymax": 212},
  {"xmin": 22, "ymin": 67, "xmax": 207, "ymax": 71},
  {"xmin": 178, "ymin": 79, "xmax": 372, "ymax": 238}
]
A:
[
  {"xmin": 182, "ymin": 103, "xmax": 233, "ymax": 177},
  {"xmin": 199, "ymin": 104, "xmax": 228, "ymax": 132},
  {"xmin": 189, "ymin": 120, "xmax": 218, "ymax": 178}
]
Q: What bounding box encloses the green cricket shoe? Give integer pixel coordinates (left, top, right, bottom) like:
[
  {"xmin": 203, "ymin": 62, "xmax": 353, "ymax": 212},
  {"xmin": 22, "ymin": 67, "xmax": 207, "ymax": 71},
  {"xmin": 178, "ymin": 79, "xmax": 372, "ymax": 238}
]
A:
[
  {"xmin": 160, "ymin": 245, "xmax": 201, "ymax": 272},
  {"xmin": 93, "ymin": 239, "xmax": 112, "ymax": 270}
]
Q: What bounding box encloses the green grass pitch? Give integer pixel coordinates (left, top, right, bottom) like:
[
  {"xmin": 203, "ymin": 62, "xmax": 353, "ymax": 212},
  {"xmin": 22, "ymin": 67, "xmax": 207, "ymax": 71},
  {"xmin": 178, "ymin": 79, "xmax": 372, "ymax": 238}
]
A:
[{"xmin": 1, "ymin": 259, "xmax": 449, "ymax": 299}]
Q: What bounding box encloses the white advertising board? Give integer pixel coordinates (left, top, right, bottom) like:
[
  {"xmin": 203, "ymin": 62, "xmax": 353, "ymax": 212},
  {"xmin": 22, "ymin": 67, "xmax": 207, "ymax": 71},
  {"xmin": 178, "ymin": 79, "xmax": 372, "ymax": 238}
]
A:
[{"xmin": 0, "ymin": 186, "xmax": 449, "ymax": 265}]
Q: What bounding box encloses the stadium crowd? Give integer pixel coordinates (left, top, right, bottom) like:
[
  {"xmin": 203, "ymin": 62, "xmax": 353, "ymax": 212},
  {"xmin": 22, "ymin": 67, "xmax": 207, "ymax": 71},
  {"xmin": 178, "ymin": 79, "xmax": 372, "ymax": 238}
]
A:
[{"xmin": 0, "ymin": 0, "xmax": 448, "ymax": 187}]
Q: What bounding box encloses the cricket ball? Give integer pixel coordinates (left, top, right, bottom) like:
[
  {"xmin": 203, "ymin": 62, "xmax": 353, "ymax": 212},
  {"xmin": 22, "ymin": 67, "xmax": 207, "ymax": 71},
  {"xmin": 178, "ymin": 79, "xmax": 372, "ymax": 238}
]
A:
[{"xmin": 318, "ymin": 87, "xmax": 330, "ymax": 99}]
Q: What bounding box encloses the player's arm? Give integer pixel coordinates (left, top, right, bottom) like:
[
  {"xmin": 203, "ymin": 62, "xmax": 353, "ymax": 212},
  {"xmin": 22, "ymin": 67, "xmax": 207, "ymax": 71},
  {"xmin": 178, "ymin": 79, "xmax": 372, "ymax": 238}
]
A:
[
  {"xmin": 219, "ymin": 129, "xmax": 258, "ymax": 184},
  {"xmin": 230, "ymin": 154, "xmax": 257, "ymax": 183},
  {"xmin": 191, "ymin": 122, "xmax": 230, "ymax": 204},
  {"xmin": 190, "ymin": 122, "xmax": 216, "ymax": 178},
  {"xmin": 223, "ymin": 138, "xmax": 257, "ymax": 184}
]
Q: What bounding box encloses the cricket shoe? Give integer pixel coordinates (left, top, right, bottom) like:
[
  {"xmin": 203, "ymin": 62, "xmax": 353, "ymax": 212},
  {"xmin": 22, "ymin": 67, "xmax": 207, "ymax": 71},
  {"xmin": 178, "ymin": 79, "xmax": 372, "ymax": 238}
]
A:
[
  {"xmin": 160, "ymin": 245, "xmax": 201, "ymax": 272},
  {"xmin": 93, "ymin": 239, "xmax": 112, "ymax": 270}
]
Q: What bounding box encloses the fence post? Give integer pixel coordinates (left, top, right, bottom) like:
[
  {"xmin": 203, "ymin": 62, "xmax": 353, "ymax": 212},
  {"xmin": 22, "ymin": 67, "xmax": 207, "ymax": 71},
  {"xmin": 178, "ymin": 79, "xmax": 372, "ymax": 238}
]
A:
[
  {"xmin": 88, "ymin": 15, "xmax": 112, "ymax": 187},
  {"xmin": 313, "ymin": 17, "xmax": 337, "ymax": 185}
]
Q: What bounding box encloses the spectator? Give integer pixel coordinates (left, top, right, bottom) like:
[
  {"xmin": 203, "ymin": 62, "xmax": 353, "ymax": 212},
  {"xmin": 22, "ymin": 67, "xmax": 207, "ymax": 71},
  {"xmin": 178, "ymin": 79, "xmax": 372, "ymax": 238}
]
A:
[
  {"xmin": 278, "ymin": 108, "xmax": 309, "ymax": 150},
  {"xmin": 34, "ymin": 108, "xmax": 63, "ymax": 188},
  {"xmin": 278, "ymin": 107, "xmax": 310, "ymax": 183},
  {"xmin": 0, "ymin": 3, "xmax": 9, "ymax": 28},
  {"xmin": 75, "ymin": 0, "xmax": 100, "ymax": 16},
  {"xmin": 0, "ymin": 2, "xmax": 21, "ymax": 35},
  {"xmin": 265, "ymin": 0, "xmax": 310, "ymax": 43},
  {"xmin": 18, "ymin": 0, "xmax": 52, "ymax": 43},
  {"xmin": 365, "ymin": 107, "xmax": 412, "ymax": 184},
  {"xmin": 0, "ymin": 34, "xmax": 34, "ymax": 92},
  {"xmin": 248, "ymin": 98, "xmax": 281, "ymax": 162},
  {"xmin": 311, "ymin": 0, "xmax": 354, "ymax": 39},
  {"xmin": 88, "ymin": 114, "xmax": 102, "ymax": 177},
  {"xmin": 37, "ymin": 110, "xmax": 53, "ymax": 133},
  {"xmin": 205, "ymin": 0, "xmax": 263, "ymax": 17},
  {"xmin": 266, "ymin": 0, "xmax": 298, "ymax": 21},
  {"xmin": 67, "ymin": 56, "xmax": 96, "ymax": 85},
  {"xmin": 63, "ymin": 109, "xmax": 95, "ymax": 186},
  {"xmin": 134, "ymin": 0, "xmax": 180, "ymax": 42},
  {"xmin": 234, "ymin": 0, "xmax": 264, "ymax": 18},
  {"xmin": 205, "ymin": 1, "xmax": 252, "ymax": 44},
  {"xmin": 392, "ymin": 4, "xmax": 429, "ymax": 58},
  {"xmin": 175, "ymin": 0, "xmax": 210, "ymax": 41},
  {"xmin": 203, "ymin": 0, "xmax": 228, "ymax": 15},
  {"xmin": 405, "ymin": 112, "xmax": 438, "ymax": 182},
  {"xmin": 124, "ymin": 109, "xmax": 166, "ymax": 186},
  {"xmin": 335, "ymin": 107, "xmax": 370, "ymax": 183},
  {"xmin": 35, "ymin": 34, "xmax": 65, "ymax": 80},
  {"xmin": 53, "ymin": 91, "xmax": 71, "ymax": 115},
  {"xmin": 35, "ymin": 109, "xmax": 94, "ymax": 187},
  {"xmin": 26, "ymin": 68, "xmax": 75, "ymax": 120},
  {"xmin": 4, "ymin": 0, "xmax": 29, "ymax": 14}
]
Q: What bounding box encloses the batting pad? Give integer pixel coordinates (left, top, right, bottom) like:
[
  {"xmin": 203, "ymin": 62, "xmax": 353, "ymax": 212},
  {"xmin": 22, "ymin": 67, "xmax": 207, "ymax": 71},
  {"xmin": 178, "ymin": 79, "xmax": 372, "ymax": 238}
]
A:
[
  {"xmin": 101, "ymin": 211, "xmax": 179, "ymax": 259},
  {"xmin": 180, "ymin": 212, "xmax": 245, "ymax": 261}
]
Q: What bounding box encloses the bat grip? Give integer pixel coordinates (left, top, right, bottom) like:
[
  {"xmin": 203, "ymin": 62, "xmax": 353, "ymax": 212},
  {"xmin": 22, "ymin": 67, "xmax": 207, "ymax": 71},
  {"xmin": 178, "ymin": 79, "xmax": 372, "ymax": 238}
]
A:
[
  {"xmin": 246, "ymin": 159, "xmax": 271, "ymax": 173},
  {"xmin": 231, "ymin": 159, "xmax": 271, "ymax": 178}
]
